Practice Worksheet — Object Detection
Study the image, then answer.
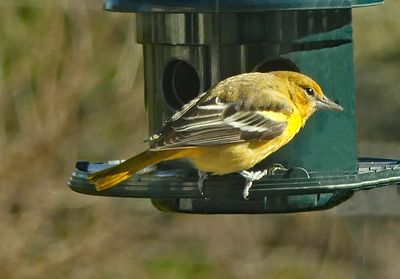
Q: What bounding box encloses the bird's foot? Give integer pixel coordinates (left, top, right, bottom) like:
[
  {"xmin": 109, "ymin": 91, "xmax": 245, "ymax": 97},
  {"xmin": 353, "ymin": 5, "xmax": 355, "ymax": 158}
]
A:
[
  {"xmin": 239, "ymin": 164, "xmax": 288, "ymax": 199},
  {"xmin": 267, "ymin": 163, "xmax": 289, "ymax": 175},
  {"xmin": 239, "ymin": 170, "xmax": 269, "ymax": 200},
  {"xmin": 197, "ymin": 170, "xmax": 208, "ymax": 195}
]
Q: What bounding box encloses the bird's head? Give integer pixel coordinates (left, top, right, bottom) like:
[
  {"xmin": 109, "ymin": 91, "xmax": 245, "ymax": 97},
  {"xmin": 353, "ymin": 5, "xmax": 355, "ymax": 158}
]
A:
[{"xmin": 274, "ymin": 71, "xmax": 343, "ymax": 120}]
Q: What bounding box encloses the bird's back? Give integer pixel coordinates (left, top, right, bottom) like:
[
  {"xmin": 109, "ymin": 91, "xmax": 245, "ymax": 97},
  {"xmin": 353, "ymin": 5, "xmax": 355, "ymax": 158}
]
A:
[{"xmin": 207, "ymin": 72, "xmax": 295, "ymax": 114}]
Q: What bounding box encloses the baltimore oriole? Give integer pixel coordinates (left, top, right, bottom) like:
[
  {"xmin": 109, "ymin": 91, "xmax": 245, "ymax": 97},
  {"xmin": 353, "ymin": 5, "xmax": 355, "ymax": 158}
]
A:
[{"xmin": 88, "ymin": 71, "xmax": 343, "ymax": 199}]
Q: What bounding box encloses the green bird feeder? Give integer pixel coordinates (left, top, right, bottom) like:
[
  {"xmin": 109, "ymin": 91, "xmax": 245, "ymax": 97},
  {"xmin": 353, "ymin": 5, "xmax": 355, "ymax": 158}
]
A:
[{"xmin": 69, "ymin": 0, "xmax": 400, "ymax": 213}]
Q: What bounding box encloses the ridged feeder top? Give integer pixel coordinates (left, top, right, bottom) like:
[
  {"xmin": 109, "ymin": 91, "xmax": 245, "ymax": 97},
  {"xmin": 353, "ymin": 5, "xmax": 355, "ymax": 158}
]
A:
[{"xmin": 104, "ymin": 0, "xmax": 383, "ymax": 13}]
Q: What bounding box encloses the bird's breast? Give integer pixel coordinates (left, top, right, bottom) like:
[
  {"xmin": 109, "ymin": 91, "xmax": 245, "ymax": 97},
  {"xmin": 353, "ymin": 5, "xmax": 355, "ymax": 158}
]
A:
[{"xmin": 188, "ymin": 113, "xmax": 304, "ymax": 175}]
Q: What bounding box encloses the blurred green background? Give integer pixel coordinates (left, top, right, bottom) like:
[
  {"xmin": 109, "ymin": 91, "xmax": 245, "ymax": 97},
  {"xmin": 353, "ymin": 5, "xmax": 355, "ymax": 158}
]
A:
[{"xmin": 0, "ymin": 1, "xmax": 399, "ymax": 278}]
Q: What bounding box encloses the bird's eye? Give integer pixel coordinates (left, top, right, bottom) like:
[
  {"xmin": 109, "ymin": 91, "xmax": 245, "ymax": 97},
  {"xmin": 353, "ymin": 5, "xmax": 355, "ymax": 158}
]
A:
[{"xmin": 304, "ymin": 87, "xmax": 315, "ymax": 96}]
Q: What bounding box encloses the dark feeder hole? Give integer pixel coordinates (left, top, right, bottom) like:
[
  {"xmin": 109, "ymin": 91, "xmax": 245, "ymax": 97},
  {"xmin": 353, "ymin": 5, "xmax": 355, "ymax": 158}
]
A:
[
  {"xmin": 254, "ymin": 58, "xmax": 300, "ymax": 73},
  {"xmin": 162, "ymin": 59, "xmax": 201, "ymax": 110}
]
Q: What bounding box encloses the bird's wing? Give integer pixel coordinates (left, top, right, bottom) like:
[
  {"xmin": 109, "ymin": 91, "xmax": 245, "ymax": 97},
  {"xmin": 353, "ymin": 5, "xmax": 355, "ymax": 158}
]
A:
[{"xmin": 149, "ymin": 93, "xmax": 289, "ymax": 150}]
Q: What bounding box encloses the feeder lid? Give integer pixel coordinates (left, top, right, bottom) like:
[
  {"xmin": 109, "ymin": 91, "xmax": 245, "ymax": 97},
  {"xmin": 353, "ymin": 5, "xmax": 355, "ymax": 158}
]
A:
[{"xmin": 104, "ymin": 0, "xmax": 383, "ymax": 13}]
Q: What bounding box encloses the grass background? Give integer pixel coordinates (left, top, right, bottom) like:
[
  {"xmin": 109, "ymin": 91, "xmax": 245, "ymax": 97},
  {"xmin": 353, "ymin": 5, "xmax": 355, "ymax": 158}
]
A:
[{"xmin": 0, "ymin": 1, "xmax": 399, "ymax": 278}]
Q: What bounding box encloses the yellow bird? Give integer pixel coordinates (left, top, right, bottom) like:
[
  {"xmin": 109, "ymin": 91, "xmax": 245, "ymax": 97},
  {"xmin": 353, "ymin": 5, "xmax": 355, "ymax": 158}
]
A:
[{"xmin": 87, "ymin": 71, "xmax": 343, "ymax": 199}]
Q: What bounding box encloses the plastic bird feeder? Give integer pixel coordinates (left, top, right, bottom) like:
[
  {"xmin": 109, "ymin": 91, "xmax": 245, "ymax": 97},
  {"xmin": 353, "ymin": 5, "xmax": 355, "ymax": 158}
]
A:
[{"xmin": 69, "ymin": 0, "xmax": 400, "ymax": 213}]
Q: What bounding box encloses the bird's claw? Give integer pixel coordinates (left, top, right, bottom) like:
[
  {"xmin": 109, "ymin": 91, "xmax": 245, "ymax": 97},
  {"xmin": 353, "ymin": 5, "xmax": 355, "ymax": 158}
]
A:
[
  {"xmin": 197, "ymin": 170, "xmax": 208, "ymax": 195},
  {"xmin": 268, "ymin": 163, "xmax": 288, "ymax": 175},
  {"xmin": 239, "ymin": 170, "xmax": 269, "ymax": 200},
  {"xmin": 197, "ymin": 164, "xmax": 288, "ymax": 199},
  {"xmin": 240, "ymin": 164, "xmax": 288, "ymax": 199}
]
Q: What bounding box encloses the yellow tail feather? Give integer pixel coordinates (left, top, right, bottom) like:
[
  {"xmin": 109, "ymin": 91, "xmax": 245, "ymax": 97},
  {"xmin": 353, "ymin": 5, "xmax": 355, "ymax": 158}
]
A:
[{"xmin": 87, "ymin": 150, "xmax": 186, "ymax": 191}]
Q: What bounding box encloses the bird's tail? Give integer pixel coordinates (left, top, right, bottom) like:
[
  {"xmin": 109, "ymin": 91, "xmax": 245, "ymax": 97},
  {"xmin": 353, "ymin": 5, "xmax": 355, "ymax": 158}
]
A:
[{"xmin": 87, "ymin": 150, "xmax": 186, "ymax": 191}]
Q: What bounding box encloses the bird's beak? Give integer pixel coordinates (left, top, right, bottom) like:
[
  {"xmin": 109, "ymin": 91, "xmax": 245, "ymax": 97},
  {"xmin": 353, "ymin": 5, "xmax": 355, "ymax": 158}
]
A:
[{"xmin": 316, "ymin": 96, "xmax": 343, "ymax": 111}]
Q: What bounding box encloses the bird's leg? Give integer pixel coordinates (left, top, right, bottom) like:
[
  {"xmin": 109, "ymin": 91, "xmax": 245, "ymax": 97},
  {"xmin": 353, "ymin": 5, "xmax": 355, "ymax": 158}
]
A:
[
  {"xmin": 239, "ymin": 170, "xmax": 269, "ymax": 200},
  {"xmin": 197, "ymin": 170, "xmax": 208, "ymax": 195},
  {"xmin": 239, "ymin": 164, "xmax": 288, "ymax": 199}
]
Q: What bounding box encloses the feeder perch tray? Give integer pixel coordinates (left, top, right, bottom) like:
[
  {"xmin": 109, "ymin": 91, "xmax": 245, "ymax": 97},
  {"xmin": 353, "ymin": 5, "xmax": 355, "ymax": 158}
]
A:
[{"xmin": 69, "ymin": 158, "xmax": 400, "ymax": 214}]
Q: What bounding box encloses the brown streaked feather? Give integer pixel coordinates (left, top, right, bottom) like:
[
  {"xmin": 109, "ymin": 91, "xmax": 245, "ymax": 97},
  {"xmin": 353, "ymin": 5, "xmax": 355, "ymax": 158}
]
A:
[
  {"xmin": 149, "ymin": 73, "xmax": 293, "ymax": 150},
  {"xmin": 208, "ymin": 72, "xmax": 294, "ymax": 114}
]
